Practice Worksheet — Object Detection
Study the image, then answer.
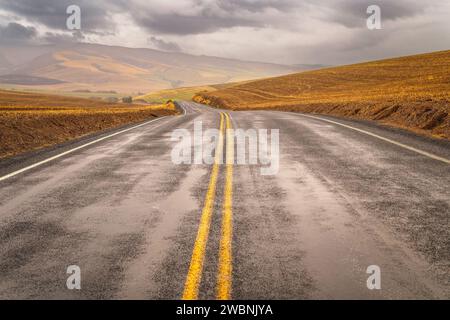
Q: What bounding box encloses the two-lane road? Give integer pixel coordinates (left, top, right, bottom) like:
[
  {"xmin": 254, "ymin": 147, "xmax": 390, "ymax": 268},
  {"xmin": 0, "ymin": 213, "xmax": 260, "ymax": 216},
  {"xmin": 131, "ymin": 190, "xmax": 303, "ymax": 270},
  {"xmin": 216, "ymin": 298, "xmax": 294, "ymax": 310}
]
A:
[{"xmin": 0, "ymin": 101, "xmax": 448, "ymax": 299}]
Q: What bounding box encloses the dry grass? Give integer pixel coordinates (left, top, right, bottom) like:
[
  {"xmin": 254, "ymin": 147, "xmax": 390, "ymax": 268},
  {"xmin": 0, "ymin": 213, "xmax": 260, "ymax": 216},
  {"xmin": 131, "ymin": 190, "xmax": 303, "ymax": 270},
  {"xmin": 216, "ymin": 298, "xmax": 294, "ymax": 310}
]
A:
[
  {"xmin": 194, "ymin": 50, "xmax": 450, "ymax": 139},
  {"xmin": 0, "ymin": 89, "xmax": 177, "ymax": 159},
  {"xmin": 134, "ymin": 85, "xmax": 219, "ymax": 104},
  {"xmin": 134, "ymin": 82, "xmax": 240, "ymax": 104}
]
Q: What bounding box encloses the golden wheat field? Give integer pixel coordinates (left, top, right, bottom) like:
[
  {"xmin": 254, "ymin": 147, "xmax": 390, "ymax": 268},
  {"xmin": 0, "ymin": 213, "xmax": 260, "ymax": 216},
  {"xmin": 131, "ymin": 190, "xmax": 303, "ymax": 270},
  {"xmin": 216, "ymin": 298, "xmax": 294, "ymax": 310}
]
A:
[
  {"xmin": 194, "ymin": 50, "xmax": 450, "ymax": 139},
  {"xmin": 0, "ymin": 89, "xmax": 177, "ymax": 159}
]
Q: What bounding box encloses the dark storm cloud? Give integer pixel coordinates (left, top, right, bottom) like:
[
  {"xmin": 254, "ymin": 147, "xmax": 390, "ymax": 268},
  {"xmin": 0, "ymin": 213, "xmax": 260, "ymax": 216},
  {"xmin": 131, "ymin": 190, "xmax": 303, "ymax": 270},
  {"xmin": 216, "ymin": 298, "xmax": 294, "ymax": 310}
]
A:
[
  {"xmin": 0, "ymin": 0, "xmax": 120, "ymax": 32},
  {"xmin": 0, "ymin": 22, "xmax": 37, "ymax": 43},
  {"xmin": 125, "ymin": 0, "xmax": 429, "ymax": 36},
  {"xmin": 43, "ymin": 30, "xmax": 85, "ymax": 44},
  {"xmin": 0, "ymin": 0, "xmax": 434, "ymax": 37},
  {"xmin": 148, "ymin": 36, "xmax": 182, "ymax": 52},
  {"xmin": 135, "ymin": 12, "xmax": 260, "ymax": 35},
  {"xmin": 125, "ymin": 0, "xmax": 302, "ymax": 35}
]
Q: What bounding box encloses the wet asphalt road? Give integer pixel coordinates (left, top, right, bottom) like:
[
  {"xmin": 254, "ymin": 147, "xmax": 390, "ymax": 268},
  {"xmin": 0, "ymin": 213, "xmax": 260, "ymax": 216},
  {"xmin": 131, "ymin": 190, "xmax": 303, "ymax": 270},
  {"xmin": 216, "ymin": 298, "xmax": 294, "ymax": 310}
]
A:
[{"xmin": 0, "ymin": 101, "xmax": 449, "ymax": 299}]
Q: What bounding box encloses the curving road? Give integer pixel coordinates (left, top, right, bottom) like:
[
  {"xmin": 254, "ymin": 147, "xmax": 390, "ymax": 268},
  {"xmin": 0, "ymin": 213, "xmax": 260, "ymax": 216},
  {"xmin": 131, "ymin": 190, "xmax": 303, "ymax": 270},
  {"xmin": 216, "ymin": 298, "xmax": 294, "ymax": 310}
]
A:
[{"xmin": 0, "ymin": 101, "xmax": 449, "ymax": 299}]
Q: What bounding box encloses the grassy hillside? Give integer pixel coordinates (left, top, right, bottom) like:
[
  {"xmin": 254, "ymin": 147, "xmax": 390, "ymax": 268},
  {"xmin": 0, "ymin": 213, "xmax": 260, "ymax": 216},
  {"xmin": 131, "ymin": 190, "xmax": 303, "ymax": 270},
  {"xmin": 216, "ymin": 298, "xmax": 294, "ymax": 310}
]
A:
[
  {"xmin": 0, "ymin": 43, "xmax": 296, "ymax": 95},
  {"xmin": 0, "ymin": 89, "xmax": 177, "ymax": 159},
  {"xmin": 134, "ymin": 85, "xmax": 219, "ymax": 104},
  {"xmin": 194, "ymin": 50, "xmax": 450, "ymax": 139},
  {"xmin": 134, "ymin": 82, "xmax": 239, "ymax": 104}
]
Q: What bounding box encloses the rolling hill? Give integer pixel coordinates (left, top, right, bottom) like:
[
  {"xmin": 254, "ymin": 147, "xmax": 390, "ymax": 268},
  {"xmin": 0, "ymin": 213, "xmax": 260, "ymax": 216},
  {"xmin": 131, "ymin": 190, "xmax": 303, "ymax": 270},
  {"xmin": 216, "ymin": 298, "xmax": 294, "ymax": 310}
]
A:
[
  {"xmin": 0, "ymin": 43, "xmax": 297, "ymax": 95},
  {"xmin": 133, "ymin": 81, "xmax": 241, "ymax": 104},
  {"xmin": 194, "ymin": 50, "xmax": 450, "ymax": 139}
]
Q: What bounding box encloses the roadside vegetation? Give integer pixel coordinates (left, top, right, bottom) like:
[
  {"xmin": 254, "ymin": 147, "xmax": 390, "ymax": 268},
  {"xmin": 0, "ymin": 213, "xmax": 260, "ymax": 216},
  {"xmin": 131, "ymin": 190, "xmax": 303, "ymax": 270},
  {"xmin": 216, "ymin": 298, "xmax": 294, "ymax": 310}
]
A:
[
  {"xmin": 194, "ymin": 50, "xmax": 450, "ymax": 139},
  {"xmin": 0, "ymin": 89, "xmax": 177, "ymax": 159},
  {"xmin": 134, "ymin": 85, "xmax": 221, "ymax": 104},
  {"xmin": 134, "ymin": 81, "xmax": 242, "ymax": 104}
]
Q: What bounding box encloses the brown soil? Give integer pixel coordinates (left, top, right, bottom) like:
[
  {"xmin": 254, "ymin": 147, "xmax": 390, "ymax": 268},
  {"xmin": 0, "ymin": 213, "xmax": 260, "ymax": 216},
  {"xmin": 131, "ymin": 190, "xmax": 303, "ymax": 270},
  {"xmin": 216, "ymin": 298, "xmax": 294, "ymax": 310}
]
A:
[{"xmin": 0, "ymin": 90, "xmax": 177, "ymax": 159}]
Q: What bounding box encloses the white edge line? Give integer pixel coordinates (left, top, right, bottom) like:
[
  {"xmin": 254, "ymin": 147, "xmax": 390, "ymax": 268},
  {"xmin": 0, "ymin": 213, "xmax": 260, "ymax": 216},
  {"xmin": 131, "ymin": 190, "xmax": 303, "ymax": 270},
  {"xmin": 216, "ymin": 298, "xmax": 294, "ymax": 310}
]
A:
[
  {"xmin": 177, "ymin": 101, "xmax": 187, "ymax": 115},
  {"xmin": 0, "ymin": 116, "xmax": 168, "ymax": 183},
  {"xmin": 288, "ymin": 112, "xmax": 450, "ymax": 165}
]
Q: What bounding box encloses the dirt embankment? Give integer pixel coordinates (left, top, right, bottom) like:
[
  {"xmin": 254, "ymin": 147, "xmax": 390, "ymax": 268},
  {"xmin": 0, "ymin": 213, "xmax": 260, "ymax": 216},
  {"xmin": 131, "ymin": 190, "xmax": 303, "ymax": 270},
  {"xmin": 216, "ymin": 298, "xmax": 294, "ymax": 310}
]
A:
[
  {"xmin": 0, "ymin": 90, "xmax": 178, "ymax": 159},
  {"xmin": 193, "ymin": 50, "xmax": 450, "ymax": 140}
]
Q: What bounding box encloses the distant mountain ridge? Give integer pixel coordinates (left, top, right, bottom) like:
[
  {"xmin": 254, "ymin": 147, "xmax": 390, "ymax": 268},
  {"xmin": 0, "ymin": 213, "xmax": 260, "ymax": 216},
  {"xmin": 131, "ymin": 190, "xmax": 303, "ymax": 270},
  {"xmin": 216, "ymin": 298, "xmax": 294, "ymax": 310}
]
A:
[
  {"xmin": 0, "ymin": 43, "xmax": 299, "ymax": 94},
  {"xmin": 292, "ymin": 64, "xmax": 331, "ymax": 70}
]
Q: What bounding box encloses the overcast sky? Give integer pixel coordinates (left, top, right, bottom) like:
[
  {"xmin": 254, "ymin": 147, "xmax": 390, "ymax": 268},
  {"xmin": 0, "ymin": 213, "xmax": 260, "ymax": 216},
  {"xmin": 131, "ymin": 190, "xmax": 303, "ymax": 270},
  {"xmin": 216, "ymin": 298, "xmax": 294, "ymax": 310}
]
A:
[{"xmin": 0, "ymin": 0, "xmax": 449, "ymax": 65}]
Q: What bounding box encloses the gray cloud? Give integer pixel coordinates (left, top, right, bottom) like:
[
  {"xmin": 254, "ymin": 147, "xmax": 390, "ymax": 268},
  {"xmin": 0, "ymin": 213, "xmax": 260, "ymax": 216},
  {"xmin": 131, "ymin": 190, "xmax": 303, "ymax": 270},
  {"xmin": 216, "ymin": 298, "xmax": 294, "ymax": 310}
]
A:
[
  {"xmin": 0, "ymin": 0, "xmax": 120, "ymax": 32},
  {"xmin": 0, "ymin": 0, "xmax": 440, "ymax": 37},
  {"xmin": 0, "ymin": 0, "xmax": 448, "ymax": 65},
  {"xmin": 125, "ymin": 0, "xmax": 431, "ymax": 36},
  {"xmin": 0, "ymin": 22, "xmax": 37, "ymax": 43},
  {"xmin": 43, "ymin": 30, "xmax": 85, "ymax": 44},
  {"xmin": 135, "ymin": 12, "xmax": 260, "ymax": 35},
  {"xmin": 216, "ymin": 0, "xmax": 299, "ymax": 13},
  {"xmin": 128, "ymin": 0, "xmax": 271, "ymax": 35},
  {"xmin": 327, "ymin": 0, "xmax": 428, "ymax": 28},
  {"xmin": 148, "ymin": 36, "xmax": 182, "ymax": 52}
]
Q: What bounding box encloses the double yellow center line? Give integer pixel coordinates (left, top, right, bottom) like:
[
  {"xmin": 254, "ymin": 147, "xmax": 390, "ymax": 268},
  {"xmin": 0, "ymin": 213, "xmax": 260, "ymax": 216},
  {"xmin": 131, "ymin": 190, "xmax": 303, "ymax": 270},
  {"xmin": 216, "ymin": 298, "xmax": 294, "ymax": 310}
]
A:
[
  {"xmin": 182, "ymin": 112, "xmax": 234, "ymax": 300},
  {"xmin": 217, "ymin": 113, "xmax": 234, "ymax": 300}
]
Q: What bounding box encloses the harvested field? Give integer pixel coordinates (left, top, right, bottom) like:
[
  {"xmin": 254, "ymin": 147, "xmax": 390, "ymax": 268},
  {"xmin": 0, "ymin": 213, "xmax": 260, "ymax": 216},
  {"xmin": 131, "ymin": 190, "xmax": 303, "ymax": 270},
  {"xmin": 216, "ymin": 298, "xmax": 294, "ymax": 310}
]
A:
[
  {"xmin": 194, "ymin": 50, "xmax": 450, "ymax": 139},
  {"xmin": 0, "ymin": 89, "xmax": 177, "ymax": 159}
]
